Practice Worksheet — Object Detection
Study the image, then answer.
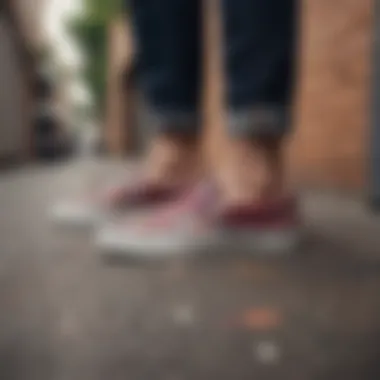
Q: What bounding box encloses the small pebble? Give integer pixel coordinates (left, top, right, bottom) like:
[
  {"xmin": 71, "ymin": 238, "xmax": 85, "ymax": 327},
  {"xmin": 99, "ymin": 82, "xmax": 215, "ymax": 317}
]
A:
[
  {"xmin": 254, "ymin": 340, "xmax": 281, "ymax": 364},
  {"xmin": 172, "ymin": 304, "xmax": 195, "ymax": 326}
]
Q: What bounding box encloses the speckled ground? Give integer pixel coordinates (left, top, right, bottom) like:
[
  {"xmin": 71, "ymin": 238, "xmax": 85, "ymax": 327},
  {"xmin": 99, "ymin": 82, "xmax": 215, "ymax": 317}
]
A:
[{"xmin": 0, "ymin": 159, "xmax": 380, "ymax": 380}]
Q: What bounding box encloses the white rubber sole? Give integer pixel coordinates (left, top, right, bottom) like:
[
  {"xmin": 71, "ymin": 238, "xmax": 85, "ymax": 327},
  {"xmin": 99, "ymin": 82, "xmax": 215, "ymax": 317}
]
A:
[
  {"xmin": 49, "ymin": 203, "xmax": 102, "ymax": 228},
  {"xmin": 96, "ymin": 230, "xmax": 195, "ymax": 259},
  {"xmin": 222, "ymin": 228, "xmax": 301, "ymax": 256},
  {"xmin": 96, "ymin": 226, "xmax": 301, "ymax": 260}
]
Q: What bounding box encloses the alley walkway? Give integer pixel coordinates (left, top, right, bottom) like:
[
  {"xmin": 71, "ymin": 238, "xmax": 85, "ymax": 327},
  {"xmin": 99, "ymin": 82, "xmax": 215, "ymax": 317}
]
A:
[{"xmin": 0, "ymin": 159, "xmax": 380, "ymax": 380}]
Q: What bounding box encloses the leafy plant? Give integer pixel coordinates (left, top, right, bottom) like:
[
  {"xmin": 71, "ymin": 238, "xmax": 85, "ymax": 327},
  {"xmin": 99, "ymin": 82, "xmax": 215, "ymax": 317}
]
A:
[{"xmin": 67, "ymin": 0, "xmax": 123, "ymax": 116}]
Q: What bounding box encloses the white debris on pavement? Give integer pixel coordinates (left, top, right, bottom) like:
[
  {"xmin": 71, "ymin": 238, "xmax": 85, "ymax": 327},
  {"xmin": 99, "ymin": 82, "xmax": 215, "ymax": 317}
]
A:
[
  {"xmin": 254, "ymin": 340, "xmax": 281, "ymax": 365},
  {"xmin": 172, "ymin": 304, "xmax": 195, "ymax": 326}
]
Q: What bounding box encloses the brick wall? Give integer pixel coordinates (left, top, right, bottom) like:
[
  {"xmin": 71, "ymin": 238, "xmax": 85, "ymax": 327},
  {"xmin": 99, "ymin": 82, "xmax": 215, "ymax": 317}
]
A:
[{"xmin": 288, "ymin": 0, "xmax": 373, "ymax": 190}]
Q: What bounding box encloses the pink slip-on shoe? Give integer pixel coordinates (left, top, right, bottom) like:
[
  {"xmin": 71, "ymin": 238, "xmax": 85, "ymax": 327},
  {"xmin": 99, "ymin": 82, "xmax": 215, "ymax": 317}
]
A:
[
  {"xmin": 96, "ymin": 182, "xmax": 301, "ymax": 259},
  {"xmin": 50, "ymin": 177, "xmax": 189, "ymax": 228}
]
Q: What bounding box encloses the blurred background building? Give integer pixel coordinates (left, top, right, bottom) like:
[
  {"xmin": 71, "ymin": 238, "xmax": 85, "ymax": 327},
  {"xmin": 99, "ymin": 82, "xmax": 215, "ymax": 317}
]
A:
[
  {"xmin": 0, "ymin": 0, "xmax": 45, "ymax": 161},
  {"xmin": 0, "ymin": 0, "xmax": 81, "ymax": 163},
  {"xmin": 0, "ymin": 0, "xmax": 374, "ymax": 190}
]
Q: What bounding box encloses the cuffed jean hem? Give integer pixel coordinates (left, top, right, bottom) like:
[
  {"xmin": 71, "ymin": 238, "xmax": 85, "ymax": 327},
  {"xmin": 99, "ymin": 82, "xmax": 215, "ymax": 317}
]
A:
[
  {"xmin": 147, "ymin": 107, "xmax": 200, "ymax": 136},
  {"xmin": 227, "ymin": 105, "xmax": 291, "ymax": 138}
]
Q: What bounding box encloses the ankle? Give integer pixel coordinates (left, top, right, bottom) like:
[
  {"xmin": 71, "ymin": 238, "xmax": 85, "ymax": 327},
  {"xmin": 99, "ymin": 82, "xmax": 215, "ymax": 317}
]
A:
[
  {"xmin": 145, "ymin": 134, "xmax": 201, "ymax": 186},
  {"xmin": 219, "ymin": 136, "xmax": 285, "ymax": 205}
]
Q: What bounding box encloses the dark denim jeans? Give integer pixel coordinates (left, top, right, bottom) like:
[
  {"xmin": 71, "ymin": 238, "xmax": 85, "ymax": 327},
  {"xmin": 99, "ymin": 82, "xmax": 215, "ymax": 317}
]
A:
[{"xmin": 128, "ymin": 0, "xmax": 297, "ymax": 137}]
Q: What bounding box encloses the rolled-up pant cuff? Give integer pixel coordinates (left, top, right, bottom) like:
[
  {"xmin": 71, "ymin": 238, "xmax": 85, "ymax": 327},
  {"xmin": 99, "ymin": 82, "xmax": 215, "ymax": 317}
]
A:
[
  {"xmin": 227, "ymin": 105, "xmax": 291, "ymax": 138},
  {"xmin": 147, "ymin": 107, "xmax": 200, "ymax": 136}
]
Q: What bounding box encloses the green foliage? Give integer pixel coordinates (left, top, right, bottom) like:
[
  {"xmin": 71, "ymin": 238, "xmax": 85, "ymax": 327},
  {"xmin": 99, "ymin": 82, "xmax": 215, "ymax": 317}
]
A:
[
  {"xmin": 82, "ymin": 0, "xmax": 123, "ymax": 22},
  {"xmin": 67, "ymin": 0, "xmax": 123, "ymax": 115}
]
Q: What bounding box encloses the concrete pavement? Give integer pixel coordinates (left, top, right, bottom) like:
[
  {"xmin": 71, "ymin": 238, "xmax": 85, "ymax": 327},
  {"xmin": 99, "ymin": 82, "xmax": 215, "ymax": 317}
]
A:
[{"xmin": 0, "ymin": 159, "xmax": 380, "ymax": 380}]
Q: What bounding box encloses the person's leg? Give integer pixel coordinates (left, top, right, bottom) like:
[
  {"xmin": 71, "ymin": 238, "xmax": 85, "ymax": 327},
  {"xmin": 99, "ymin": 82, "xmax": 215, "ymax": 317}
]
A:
[
  {"xmin": 96, "ymin": 0, "xmax": 300, "ymax": 256},
  {"xmin": 129, "ymin": 0, "xmax": 203, "ymax": 186},
  {"xmin": 219, "ymin": 0, "xmax": 297, "ymax": 205}
]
